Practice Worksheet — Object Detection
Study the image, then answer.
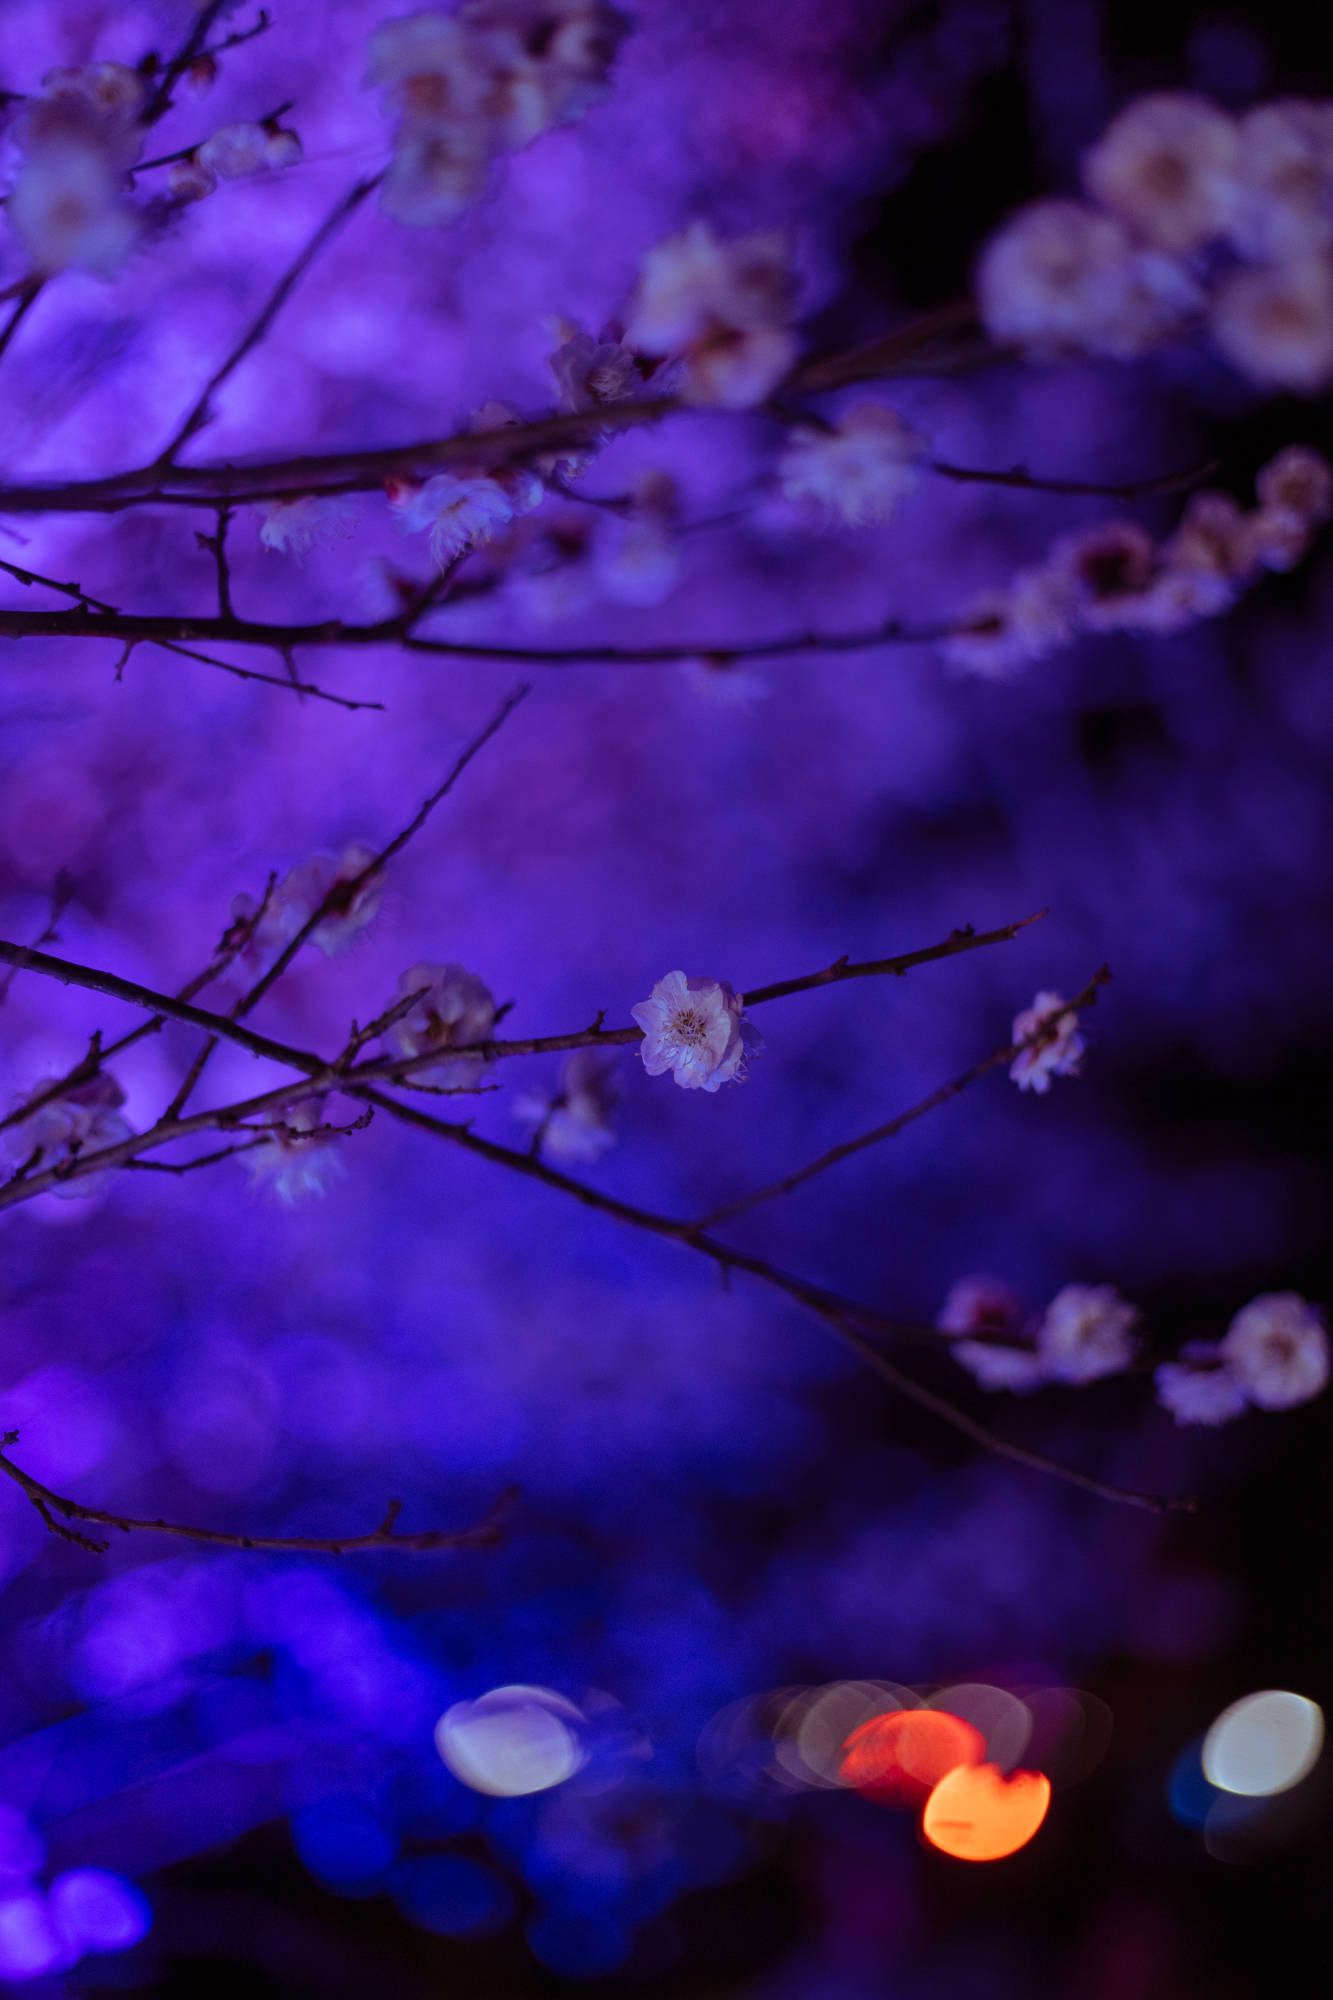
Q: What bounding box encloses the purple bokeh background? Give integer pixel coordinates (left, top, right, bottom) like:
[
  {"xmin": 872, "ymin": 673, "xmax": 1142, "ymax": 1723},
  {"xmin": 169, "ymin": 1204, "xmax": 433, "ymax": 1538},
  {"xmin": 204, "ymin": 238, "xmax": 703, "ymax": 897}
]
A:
[{"xmin": 0, "ymin": 0, "xmax": 1329, "ymax": 1991}]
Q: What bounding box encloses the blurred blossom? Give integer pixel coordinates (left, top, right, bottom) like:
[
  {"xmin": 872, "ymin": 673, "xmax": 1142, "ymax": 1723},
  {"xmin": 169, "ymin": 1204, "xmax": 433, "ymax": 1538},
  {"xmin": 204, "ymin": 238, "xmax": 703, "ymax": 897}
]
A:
[
  {"xmin": 1210, "ymin": 255, "xmax": 1333, "ymax": 392},
  {"xmin": 936, "ymin": 1275, "xmax": 1024, "ymax": 1338},
  {"xmin": 1082, "ymin": 93, "xmax": 1240, "ymax": 253},
  {"xmin": 976, "ymin": 200, "xmax": 1198, "ymax": 357},
  {"xmin": 1154, "ymin": 1344, "xmax": 1248, "ymax": 1426},
  {"xmin": 435, "ymin": 1685, "xmax": 587, "ymax": 1795},
  {"xmin": 777, "ymin": 404, "xmax": 924, "ymax": 526},
  {"xmin": 0, "ymin": 1894, "xmax": 66, "ymax": 1981},
  {"xmin": 242, "ymin": 1097, "xmax": 349, "ymax": 1206},
  {"xmin": 1202, "ymin": 1689, "xmax": 1324, "ymax": 1796},
  {"xmin": 249, "ymin": 842, "xmax": 383, "ymax": 958},
  {"xmin": 1220, "ymin": 1292, "xmax": 1330, "ymax": 1409},
  {"xmin": 1, "ymin": 1073, "xmax": 132, "ymax": 1198},
  {"xmin": 950, "ymin": 1338, "xmax": 1047, "ymax": 1393},
  {"xmin": 389, "ymin": 960, "xmax": 497, "ymax": 1085},
  {"xmin": 1035, "ymin": 1283, "xmax": 1139, "ymax": 1385},
  {"xmin": 259, "ymin": 496, "xmax": 360, "ymax": 558},
  {"xmin": 626, "ymin": 221, "xmax": 798, "ymax": 407},
  {"xmin": 1009, "ymin": 990, "xmax": 1085, "ymax": 1094},
  {"xmin": 548, "ymin": 321, "xmax": 644, "ymax": 413},
  {"xmin": 196, "ymin": 122, "xmax": 279, "ymax": 180},
  {"xmin": 514, "ymin": 1047, "xmax": 618, "ymax": 1160},
  {"xmin": 1231, "ymin": 101, "xmax": 1333, "ymax": 258},
  {"xmin": 631, "ymin": 971, "xmax": 761, "ymax": 1092}
]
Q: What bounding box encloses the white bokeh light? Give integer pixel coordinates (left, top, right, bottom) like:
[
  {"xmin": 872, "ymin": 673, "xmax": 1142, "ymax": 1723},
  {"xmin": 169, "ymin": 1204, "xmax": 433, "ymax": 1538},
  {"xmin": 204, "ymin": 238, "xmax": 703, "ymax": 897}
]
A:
[
  {"xmin": 434, "ymin": 1685, "xmax": 586, "ymax": 1797},
  {"xmin": 1202, "ymin": 1689, "xmax": 1324, "ymax": 1797}
]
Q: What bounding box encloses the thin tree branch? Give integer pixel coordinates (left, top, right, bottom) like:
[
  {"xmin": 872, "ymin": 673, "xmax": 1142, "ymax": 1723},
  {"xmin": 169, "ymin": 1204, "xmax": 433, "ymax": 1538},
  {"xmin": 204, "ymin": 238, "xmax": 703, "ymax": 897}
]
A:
[
  {"xmin": 0, "ymin": 1431, "xmax": 515, "ymax": 1556},
  {"xmin": 157, "ymin": 172, "xmax": 383, "ymax": 460},
  {"xmin": 695, "ymin": 968, "xmax": 1110, "ymax": 1229},
  {"xmin": 927, "ymin": 455, "xmax": 1219, "ymax": 502}
]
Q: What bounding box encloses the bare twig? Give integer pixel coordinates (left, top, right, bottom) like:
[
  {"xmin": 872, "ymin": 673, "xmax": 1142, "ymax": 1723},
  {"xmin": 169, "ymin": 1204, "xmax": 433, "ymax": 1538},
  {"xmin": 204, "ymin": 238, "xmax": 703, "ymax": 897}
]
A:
[
  {"xmin": 0, "ymin": 869, "xmax": 75, "ymax": 1004},
  {"xmin": 0, "ymin": 1430, "xmax": 516, "ymax": 1556},
  {"xmin": 695, "ymin": 968, "xmax": 1110, "ymax": 1229}
]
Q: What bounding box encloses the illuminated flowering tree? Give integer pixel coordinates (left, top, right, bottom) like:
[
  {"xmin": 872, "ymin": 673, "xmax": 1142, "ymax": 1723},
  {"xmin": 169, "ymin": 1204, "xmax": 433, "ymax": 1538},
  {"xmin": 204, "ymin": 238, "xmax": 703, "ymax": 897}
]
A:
[{"xmin": 0, "ymin": 2, "xmax": 1330, "ymax": 1988}]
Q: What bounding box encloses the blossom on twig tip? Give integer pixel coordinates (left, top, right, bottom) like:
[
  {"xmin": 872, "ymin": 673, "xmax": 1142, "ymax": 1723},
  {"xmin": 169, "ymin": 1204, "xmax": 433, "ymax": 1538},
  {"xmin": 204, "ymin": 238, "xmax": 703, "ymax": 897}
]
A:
[{"xmin": 1009, "ymin": 991, "xmax": 1085, "ymax": 1094}]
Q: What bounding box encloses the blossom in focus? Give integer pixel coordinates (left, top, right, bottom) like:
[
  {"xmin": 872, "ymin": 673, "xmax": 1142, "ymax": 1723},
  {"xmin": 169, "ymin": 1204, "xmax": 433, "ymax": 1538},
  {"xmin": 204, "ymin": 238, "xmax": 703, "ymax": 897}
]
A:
[
  {"xmin": 2, "ymin": 1073, "xmax": 132, "ymax": 1198},
  {"xmin": 936, "ymin": 1274, "xmax": 1024, "ymax": 1339},
  {"xmin": 1083, "ymin": 93, "xmax": 1240, "ymax": 252},
  {"xmin": 626, "ymin": 222, "xmax": 798, "ymax": 407},
  {"xmin": 1210, "ymin": 256, "xmax": 1333, "ymax": 392},
  {"xmin": 976, "ymin": 199, "xmax": 1198, "ymax": 358},
  {"xmin": 951, "ymin": 1341, "xmax": 1047, "ymax": 1393},
  {"xmin": 390, "ymin": 962, "xmax": 497, "ymax": 1086},
  {"xmin": 262, "ymin": 844, "xmax": 384, "ymax": 959},
  {"xmin": 260, "ymin": 497, "xmax": 360, "ymax": 558},
  {"xmin": 514, "ymin": 1048, "xmax": 618, "ymax": 1160},
  {"xmin": 1036, "ymin": 1284, "xmax": 1139, "ymax": 1385},
  {"xmin": 1221, "ymin": 1293, "xmax": 1330, "ymax": 1410},
  {"xmin": 243, "ymin": 1099, "xmax": 347, "ymax": 1206},
  {"xmin": 631, "ymin": 970, "xmax": 761, "ymax": 1092},
  {"xmin": 778, "ymin": 405, "xmax": 925, "ymax": 525},
  {"xmin": 1154, "ymin": 1347, "xmax": 1249, "ymax": 1426},
  {"xmin": 1009, "ymin": 990, "xmax": 1085, "ymax": 1094}
]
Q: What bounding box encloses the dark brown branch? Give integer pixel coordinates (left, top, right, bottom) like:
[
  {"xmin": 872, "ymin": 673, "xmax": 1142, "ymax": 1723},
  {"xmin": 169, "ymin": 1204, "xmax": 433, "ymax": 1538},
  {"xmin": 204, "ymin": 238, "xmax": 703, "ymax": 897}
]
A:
[
  {"xmin": 356, "ymin": 1087, "xmax": 1191, "ymax": 1515},
  {"xmin": 0, "ymin": 1430, "xmax": 515, "ymax": 1556},
  {"xmin": 742, "ymin": 912, "xmax": 1046, "ymax": 1006},
  {"xmin": 696, "ymin": 968, "xmax": 1109, "ymax": 1229},
  {"xmin": 927, "ymin": 455, "xmax": 1219, "ymax": 502}
]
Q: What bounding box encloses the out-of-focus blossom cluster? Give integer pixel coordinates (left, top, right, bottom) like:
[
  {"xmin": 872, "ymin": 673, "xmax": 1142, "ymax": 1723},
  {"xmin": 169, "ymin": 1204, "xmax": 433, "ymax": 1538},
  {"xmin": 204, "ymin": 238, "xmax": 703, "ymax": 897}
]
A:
[
  {"xmin": 979, "ymin": 92, "xmax": 1333, "ymax": 392},
  {"xmin": 778, "ymin": 403, "xmax": 925, "ymax": 526},
  {"xmin": 626, "ymin": 221, "xmax": 798, "ymax": 407},
  {"xmin": 5, "ymin": 62, "xmax": 145, "ymax": 275},
  {"xmin": 939, "ymin": 1277, "xmax": 1140, "ymax": 1392},
  {"xmin": 940, "ymin": 1276, "xmax": 1329, "ymax": 1424},
  {"xmin": 514, "ymin": 1048, "xmax": 618, "ymax": 1160},
  {"xmin": 945, "ymin": 447, "xmax": 1333, "ymax": 677},
  {"xmin": 370, "ymin": 1, "xmax": 631, "ymax": 227},
  {"xmin": 242, "ymin": 1097, "xmax": 349, "ymax": 1206},
  {"xmin": 388, "ymin": 960, "xmax": 497, "ymax": 1086},
  {"xmin": 259, "ymin": 495, "xmax": 361, "ymax": 557},
  {"xmin": 234, "ymin": 842, "xmax": 384, "ymax": 964},
  {"xmin": 166, "ymin": 117, "xmax": 303, "ymax": 203},
  {"xmin": 1, "ymin": 1073, "xmax": 132, "ymax": 1198},
  {"xmin": 632, "ymin": 970, "xmax": 761, "ymax": 1092},
  {"xmin": 1156, "ymin": 1293, "xmax": 1330, "ymax": 1424}
]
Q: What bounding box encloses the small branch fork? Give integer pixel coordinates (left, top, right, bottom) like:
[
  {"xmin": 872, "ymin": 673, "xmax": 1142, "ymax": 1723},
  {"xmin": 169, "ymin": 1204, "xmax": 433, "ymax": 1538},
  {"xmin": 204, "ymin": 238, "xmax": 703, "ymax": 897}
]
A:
[{"xmin": 0, "ymin": 1431, "xmax": 516, "ymax": 1557}]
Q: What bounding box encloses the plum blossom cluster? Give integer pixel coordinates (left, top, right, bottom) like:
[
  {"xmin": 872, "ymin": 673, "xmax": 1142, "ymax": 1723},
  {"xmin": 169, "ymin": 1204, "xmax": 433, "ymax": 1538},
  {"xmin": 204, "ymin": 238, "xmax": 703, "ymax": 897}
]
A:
[
  {"xmin": 1155, "ymin": 1293, "xmax": 1331, "ymax": 1425},
  {"xmin": 631, "ymin": 971, "xmax": 762, "ymax": 1092},
  {"xmin": 369, "ymin": 1, "xmax": 631, "ymax": 227},
  {"xmin": 167, "ymin": 116, "xmax": 303, "ymax": 203},
  {"xmin": 777, "ymin": 405, "xmax": 926, "ymax": 526},
  {"xmin": 0, "ymin": 1073, "xmax": 132, "ymax": 1198},
  {"xmin": 940, "ymin": 1275, "xmax": 1330, "ymax": 1425},
  {"xmin": 5, "ymin": 62, "xmax": 145, "ymax": 275},
  {"xmin": 944, "ymin": 446, "xmax": 1333, "ymax": 677},
  {"xmin": 979, "ymin": 93, "xmax": 1333, "ymax": 392},
  {"xmin": 626, "ymin": 222, "xmax": 799, "ymax": 408},
  {"xmin": 938, "ymin": 1277, "xmax": 1140, "ymax": 1392}
]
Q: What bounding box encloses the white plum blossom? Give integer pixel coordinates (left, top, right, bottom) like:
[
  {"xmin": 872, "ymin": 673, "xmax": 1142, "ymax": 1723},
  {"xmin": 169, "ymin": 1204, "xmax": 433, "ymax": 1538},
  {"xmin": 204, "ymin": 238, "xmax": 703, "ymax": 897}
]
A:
[
  {"xmin": 942, "ymin": 567, "xmax": 1078, "ymax": 678},
  {"xmin": 936, "ymin": 1274, "xmax": 1025, "ymax": 1339},
  {"xmin": 548, "ymin": 322, "xmax": 643, "ymax": 413},
  {"xmin": 1256, "ymin": 444, "xmax": 1333, "ymax": 526},
  {"xmin": 260, "ymin": 496, "xmax": 360, "ymax": 558},
  {"xmin": 197, "ymin": 123, "xmax": 274, "ymax": 180},
  {"xmin": 3, "ymin": 1073, "xmax": 133, "ymax": 1198},
  {"xmin": 1231, "ymin": 101, "xmax": 1333, "ymax": 259},
  {"xmin": 626, "ymin": 222, "xmax": 798, "ymax": 408},
  {"xmin": 976, "ymin": 199, "xmax": 1198, "ymax": 358},
  {"xmin": 256, "ymin": 844, "xmax": 383, "ymax": 958},
  {"xmin": 1036, "ymin": 1283, "xmax": 1139, "ymax": 1385},
  {"xmin": 8, "ymin": 137, "xmax": 138, "ymax": 276},
  {"xmin": 951, "ymin": 1340, "xmax": 1047, "ymax": 1393},
  {"xmin": 390, "ymin": 962, "xmax": 497, "ymax": 1086},
  {"xmin": 1009, "ymin": 990, "xmax": 1085, "ymax": 1094},
  {"xmin": 777, "ymin": 405, "xmax": 925, "ymax": 525},
  {"xmin": 1155, "ymin": 1348, "xmax": 1248, "ymax": 1427},
  {"xmin": 1221, "ymin": 1293, "xmax": 1330, "ymax": 1410},
  {"xmin": 390, "ymin": 471, "xmax": 520, "ymax": 565},
  {"xmin": 631, "ymin": 971, "xmax": 762, "ymax": 1092},
  {"xmin": 1051, "ymin": 519, "xmax": 1159, "ymax": 631},
  {"xmin": 514, "ymin": 1048, "xmax": 618, "ymax": 1160},
  {"xmin": 168, "ymin": 157, "xmax": 218, "ymax": 201},
  {"xmin": 1210, "ymin": 255, "xmax": 1333, "ymax": 393},
  {"xmin": 1083, "ymin": 93, "xmax": 1240, "ymax": 252},
  {"xmin": 243, "ymin": 1099, "xmax": 347, "ymax": 1206},
  {"xmin": 37, "ymin": 63, "xmax": 147, "ymax": 145},
  {"xmin": 380, "ymin": 119, "xmax": 493, "ymax": 224}
]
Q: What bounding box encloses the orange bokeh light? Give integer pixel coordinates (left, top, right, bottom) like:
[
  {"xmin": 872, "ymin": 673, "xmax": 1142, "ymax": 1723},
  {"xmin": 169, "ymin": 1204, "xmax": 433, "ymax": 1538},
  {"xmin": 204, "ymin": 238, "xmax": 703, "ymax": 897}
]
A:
[
  {"xmin": 921, "ymin": 1762, "xmax": 1052, "ymax": 1861},
  {"xmin": 839, "ymin": 1708, "xmax": 986, "ymax": 1807}
]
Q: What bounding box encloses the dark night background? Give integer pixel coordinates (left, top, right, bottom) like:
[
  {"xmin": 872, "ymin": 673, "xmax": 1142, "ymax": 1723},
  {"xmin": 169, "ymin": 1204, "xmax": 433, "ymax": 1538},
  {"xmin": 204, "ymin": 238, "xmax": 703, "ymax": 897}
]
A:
[{"xmin": 1, "ymin": 1, "xmax": 1331, "ymax": 1993}]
